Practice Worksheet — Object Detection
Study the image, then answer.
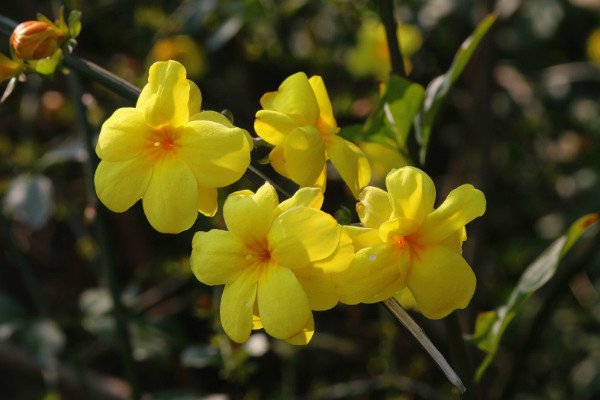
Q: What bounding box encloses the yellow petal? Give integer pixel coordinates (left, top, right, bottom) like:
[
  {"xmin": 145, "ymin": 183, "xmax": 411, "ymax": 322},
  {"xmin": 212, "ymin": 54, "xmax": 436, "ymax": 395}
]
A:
[
  {"xmin": 178, "ymin": 121, "xmax": 252, "ymax": 188},
  {"xmin": 394, "ymin": 288, "xmax": 418, "ymax": 311},
  {"xmin": 284, "ymin": 314, "xmax": 314, "ymax": 345},
  {"xmin": 312, "ymin": 227, "xmax": 354, "ymax": 273},
  {"xmin": 259, "ymin": 91, "xmax": 277, "ymax": 110},
  {"xmin": 142, "ymin": 158, "xmax": 199, "ymax": 233},
  {"xmin": 269, "ymin": 207, "xmax": 340, "ymax": 269},
  {"xmin": 333, "ymin": 243, "xmax": 407, "ymax": 305},
  {"xmin": 308, "ymin": 75, "xmax": 337, "ymax": 132},
  {"xmin": 343, "ymin": 225, "xmax": 380, "ymax": 251},
  {"xmin": 142, "ymin": 60, "xmax": 190, "ymax": 128},
  {"xmin": 189, "ymin": 110, "xmax": 231, "ymax": 126},
  {"xmin": 254, "ymin": 110, "xmax": 304, "ymax": 146},
  {"xmin": 284, "ymin": 126, "xmax": 326, "ymax": 188},
  {"xmin": 271, "ymin": 72, "xmax": 319, "ymax": 125},
  {"xmin": 386, "ymin": 166, "xmax": 436, "ymax": 223},
  {"xmin": 197, "ymin": 185, "xmax": 218, "ymax": 217},
  {"xmin": 268, "ymin": 146, "xmax": 288, "ymax": 178},
  {"xmin": 358, "ymin": 141, "xmax": 407, "ymax": 183},
  {"xmin": 221, "ymin": 267, "xmax": 259, "ymax": 343},
  {"xmin": 188, "ymin": 80, "xmax": 202, "ymax": 116},
  {"xmin": 96, "ymin": 108, "xmax": 151, "ymax": 162},
  {"xmin": 295, "ymin": 268, "xmax": 338, "ymax": 311},
  {"xmin": 357, "ymin": 186, "xmax": 392, "ymax": 229},
  {"xmin": 406, "ymin": 245, "xmax": 476, "ymax": 319},
  {"xmin": 95, "ymin": 158, "xmax": 152, "ymax": 213},
  {"xmin": 276, "ymin": 187, "xmax": 323, "ymax": 217},
  {"xmin": 378, "ymin": 217, "xmax": 421, "ymax": 242},
  {"xmin": 191, "ymin": 230, "xmax": 246, "ymax": 285},
  {"xmin": 257, "ymin": 263, "xmax": 311, "ymax": 340},
  {"xmin": 420, "ymin": 184, "xmax": 486, "ymax": 245},
  {"xmin": 224, "ymin": 183, "xmax": 278, "ymax": 247},
  {"xmin": 327, "ymin": 135, "xmax": 371, "ymax": 199}
]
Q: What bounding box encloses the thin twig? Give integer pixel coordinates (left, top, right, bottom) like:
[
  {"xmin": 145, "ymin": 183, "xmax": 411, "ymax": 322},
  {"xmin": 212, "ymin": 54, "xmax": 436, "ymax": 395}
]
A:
[
  {"xmin": 382, "ymin": 298, "xmax": 466, "ymax": 393},
  {"xmin": 378, "ymin": 0, "xmax": 405, "ymax": 77}
]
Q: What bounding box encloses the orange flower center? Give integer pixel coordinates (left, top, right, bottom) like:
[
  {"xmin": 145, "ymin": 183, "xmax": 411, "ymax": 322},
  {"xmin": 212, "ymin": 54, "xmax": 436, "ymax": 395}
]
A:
[
  {"xmin": 392, "ymin": 233, "xmax": 426, "ymax": 260},
  {"xmin": 147, "ymin": 125, "xmax": 182, "ymax": 162},
  {"xmin": 245, "ymin": 239, "xmax": 275, "ymax": 273}
]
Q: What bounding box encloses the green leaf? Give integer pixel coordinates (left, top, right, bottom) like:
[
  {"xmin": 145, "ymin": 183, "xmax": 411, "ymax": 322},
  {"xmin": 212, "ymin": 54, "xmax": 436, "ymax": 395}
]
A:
[
  {"xmin": 67, "ymin": 10, "xmax": 82, "ymax": 38},
  {"xmin": 415, "ymin": 13, "xmax": 498, "ymax": 164},
  {"xmin": 31, "ymin": 49, "xmax": 63, "ymax": 78},
  {"xmin": 364, "ymin": 75, "xmax": 425, "ymax": 149},
  {"xmin": 468, "ymin": 213, "xmax": 599, "ymax": 382},
  {"xmin": 334, "ymin": 206, "xmax": 353, "ymax": 225}
]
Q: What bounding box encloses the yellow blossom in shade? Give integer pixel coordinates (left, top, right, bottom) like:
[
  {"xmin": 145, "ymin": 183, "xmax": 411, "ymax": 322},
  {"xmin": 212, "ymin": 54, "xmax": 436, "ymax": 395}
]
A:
[
  {"xmin": 333, "ymin": 166, "xmax": 485, "ymax": 319},
  {"xmin": 358, "ymin": 141, "xmax": 408, "ymax": 185},
  {"xmin": 254, "ymin": 72, "xmax": 371, "ymax": 198},
  {"xmin": 95, "ymin": 60, "xmax": 253, "ymax": 234},
  {"xmin": 190, "ymin": 183, "xmax": 353, "ymax": 344},
  {"xmin": 587, "ymin": 28, "xmax": 600, "ymax": 66}
]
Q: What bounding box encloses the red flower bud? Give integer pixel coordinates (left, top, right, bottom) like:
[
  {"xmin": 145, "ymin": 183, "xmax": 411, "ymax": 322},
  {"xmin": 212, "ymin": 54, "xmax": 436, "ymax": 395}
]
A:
[{"xmin": 10, "ymin": 21, "xmax": 63, "ymax": 60}]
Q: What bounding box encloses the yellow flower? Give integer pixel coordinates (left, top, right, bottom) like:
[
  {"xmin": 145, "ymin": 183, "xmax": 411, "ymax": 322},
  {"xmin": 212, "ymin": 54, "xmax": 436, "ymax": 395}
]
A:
[
  {"xmin": 190, "ymin": 183, "xmax": 353, "ymax": 344},
  {"xmin": 346, "ymin": 18, "xmax": 423, "ymax": 78},
  {"xmin": 358, "ymin": 141, "xmax": 408, "ymax": 185},
  {"xmin": 95, "ymin": 60, "xmax": 253, "ymax": 233},
  {"xmin": 10, "ymin": 20, "xmax": 64, "ymax": 60},
  {"xmin": 254, "ymin": 72, "xmax": 371, "ymax": 198},
  {"xmin": 334, "ymin": 166, "xmax": 485, "ymax": 319}
]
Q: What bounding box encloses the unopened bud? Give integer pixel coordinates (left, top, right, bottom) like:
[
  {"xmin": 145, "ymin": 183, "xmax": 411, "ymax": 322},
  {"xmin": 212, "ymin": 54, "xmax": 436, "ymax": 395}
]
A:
[{"xmin": 10, "ymin": 21, "xmax": 63, "ymax": 60}]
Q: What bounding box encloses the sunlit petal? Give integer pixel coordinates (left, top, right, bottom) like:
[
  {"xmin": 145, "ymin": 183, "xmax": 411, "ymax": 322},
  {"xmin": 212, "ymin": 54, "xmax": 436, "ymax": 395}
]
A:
[
  {"xmin": 143, "ymin": 60, "xmax": 190, "ymax": 128},
  {"xmin": 284, "ymin": 314, "xmax": 314, "ymax": 345},
  {"xmin": 357, "ymin": 186, "xmax": 392, "ymax": 229},
  {"xmin": 333, "ymin": 243, "xmax": 406, "ymax": 305},
  {"xmin": 142, "ymin": 158, "xmax": 199, "ymax": 233},
  {"xmin": 277, "ymin": 187, "xmax": 323, "ymax": 216},
  {"xmin": 191, "ymin": 230, "xmax": 246, "ymax": 285},
  {"xmin": 295, "ymin": 268, "xmax": 338, "ymax": 311},
  {"xmin": 343, "ymin": 225, "xmax": 380, "ymax": 251},
  {"xmin": 284, "ymin": 126, "xmax": 326, "ymax": 188},
  {"xmin": 269, "ymin": 207, "xmax": 340, "ymax": 269},
  {"xmin": 224, "ymin": 183, "xmax": 278, "ymax": 247},
  {"xmin": 94, "ymin": 158, "xmax": 152, "ymax": 213},
  {"xmin": 378, "ymin": 217, "xmax": 421, "ymax": 242},
  {"xmin": 420, "ymin": 184, "xmax": 486, "ymax": 244},
  {"xmin": 386, "ymin": 166, "xmax": 436, "ymax": 223},
  {"xmin": 271, "ymin": 72, "xmax": 319, "ymax": 125},
  {"xmin": 221, "ymin": 267, "xmax": 259, "ymax": 343},
  {"xmin": 327, "ymin": 135, "xmax": 371, "ymax": 199},
  {"xmin": 254, "ymin": 110, "xmax": 304, "ymax": 146},
  {"xmin": 188, "ymin": 80, "xmax": 202, "ymax": 116},
  {"xmin": 406, "ymin": 245, "xmax": 476, "ymax": 319},
  {"xmin": 96, "ymin": 108, "xmax": 151, "ymax": 162},
  {"xmin": 257, "ymin": 263, "xmax": 311, "ymax": 340},
  {"xmin": 312, "ymin": 227, "xmax": 353, "ymax": 273},
  {"xmin": 308, "ymin": 75, "xmax": 337, "ymax": 132},
  {"xmin": 189, "ymin": 110, "xmax": 234, "ymax": 127},
  {"xmin": 178, "ymin": 121, "xmax": 252, "ymax": 187},
  {"xmin": 268, "ymin": 146, "xmax": 288, "ymax": 178}
]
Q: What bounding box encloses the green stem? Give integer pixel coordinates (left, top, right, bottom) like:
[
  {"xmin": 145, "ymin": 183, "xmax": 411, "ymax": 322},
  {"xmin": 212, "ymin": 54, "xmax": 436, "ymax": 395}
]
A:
[
  {"xmin": 378, "ymin": 0, "xmax": 405, "ymax": 77},
  {"xmin": 68, "ymin": 70, "xmax": 141, "ymax": 400}
]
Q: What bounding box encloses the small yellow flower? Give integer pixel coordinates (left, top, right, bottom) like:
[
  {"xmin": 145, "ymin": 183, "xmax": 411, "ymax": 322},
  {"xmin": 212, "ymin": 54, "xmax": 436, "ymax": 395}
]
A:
[
  {"xmin": 95, "ymin": 60, "xmax": 253, "ymax": 233},
  {"xmin": 334, "ymin": 166, "xmax": 485, "ymax": 319},
  {"xmin": 254, "ymin": 72, "xmax": 371, "ymax": 198},
  {"xmin": 10, "ymin": 21, "xmax": 64, "ymax": 60},
  {"xmin": 0, "ymin": 53, "xmax": 22, "ymax": 82},
  {"xmin": 191, "ymin": 183, "xmax": 353, "ymax": 344}
]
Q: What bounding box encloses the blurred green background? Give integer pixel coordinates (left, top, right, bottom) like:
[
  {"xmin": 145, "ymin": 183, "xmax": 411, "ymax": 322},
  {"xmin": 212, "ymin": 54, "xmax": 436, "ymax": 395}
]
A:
[{"xmin": 0, "ymin": 0, "xmax": 600, "ymax": 399}]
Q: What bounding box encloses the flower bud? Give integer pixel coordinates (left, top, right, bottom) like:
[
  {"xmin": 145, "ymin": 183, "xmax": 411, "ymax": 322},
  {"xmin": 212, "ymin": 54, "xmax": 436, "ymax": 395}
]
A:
[{"xmin": 10, "ymin": 21, "xmax": 62, "ymax": 60}]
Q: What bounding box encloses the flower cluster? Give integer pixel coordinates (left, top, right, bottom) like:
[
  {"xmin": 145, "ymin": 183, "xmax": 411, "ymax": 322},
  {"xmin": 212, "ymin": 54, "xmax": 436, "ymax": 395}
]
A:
[{"xmin": 95, "ymin": 62, "xmax": 485, "ymax": 345}]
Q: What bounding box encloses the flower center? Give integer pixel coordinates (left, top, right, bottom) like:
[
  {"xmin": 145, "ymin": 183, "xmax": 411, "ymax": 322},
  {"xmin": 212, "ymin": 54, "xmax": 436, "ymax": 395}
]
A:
[
  {"xmin": 147, "ymin": 125, "xmax": 182, "ymax": 161},
  {"xmin": 244, "ymin": 239, "xmax": 274, "ymax": 272},
  {"xmin": 392, "ymin": 233, "xmax": 426, "ymax": 260}
]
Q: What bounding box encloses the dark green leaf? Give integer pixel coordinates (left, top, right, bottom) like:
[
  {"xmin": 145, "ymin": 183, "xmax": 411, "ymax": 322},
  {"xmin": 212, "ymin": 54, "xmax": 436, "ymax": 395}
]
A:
[
  {"xmin": 0, "ymin": 294, "xmax": 27, "ymax": 324},
  {"xmin": 415, "ymin": 13, "xmax": 498, "ymax": 164}
]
